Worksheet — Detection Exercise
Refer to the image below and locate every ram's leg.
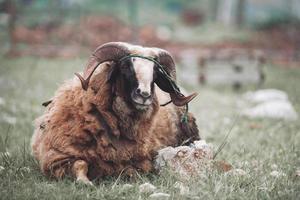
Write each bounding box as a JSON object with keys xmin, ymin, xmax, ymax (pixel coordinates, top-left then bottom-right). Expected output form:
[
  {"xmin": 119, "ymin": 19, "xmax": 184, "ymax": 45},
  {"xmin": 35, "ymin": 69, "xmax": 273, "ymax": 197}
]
[{"xmin": 72, "ymin": 160, "xmax": 93, "ymax": 185}]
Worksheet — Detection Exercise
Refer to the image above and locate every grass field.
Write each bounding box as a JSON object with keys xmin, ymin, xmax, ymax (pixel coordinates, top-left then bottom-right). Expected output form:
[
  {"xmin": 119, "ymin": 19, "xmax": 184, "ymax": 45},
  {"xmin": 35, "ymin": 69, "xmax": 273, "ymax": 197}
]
[{"xmin": 0, "ymin": 57, "xmax": 299, "ymax": 200}]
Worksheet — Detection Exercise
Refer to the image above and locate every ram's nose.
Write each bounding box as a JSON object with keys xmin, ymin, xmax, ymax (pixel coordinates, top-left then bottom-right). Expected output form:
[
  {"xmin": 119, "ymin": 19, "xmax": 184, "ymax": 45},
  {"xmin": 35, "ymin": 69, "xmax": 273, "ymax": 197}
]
[{"xmin": 135, "ymin": 88, "xmax": 151, "ymax": 99}]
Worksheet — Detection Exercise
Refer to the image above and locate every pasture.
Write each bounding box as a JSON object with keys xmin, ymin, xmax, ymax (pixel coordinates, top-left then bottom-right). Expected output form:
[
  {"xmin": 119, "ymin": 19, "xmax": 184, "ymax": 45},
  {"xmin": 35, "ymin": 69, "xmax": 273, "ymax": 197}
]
[{"xmin": 0, "ymin": 57, "xmax": 299, "ymax": 199}]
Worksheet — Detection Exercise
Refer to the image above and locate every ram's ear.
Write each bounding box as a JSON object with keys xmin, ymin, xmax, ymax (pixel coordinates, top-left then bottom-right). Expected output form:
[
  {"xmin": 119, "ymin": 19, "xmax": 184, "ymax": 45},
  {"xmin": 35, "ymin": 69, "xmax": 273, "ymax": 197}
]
[
  {"xmin": 106, "ymin": 62, "xmax": 119, "ymax": 83},
  {"xmin": 154, "ymin": 67, "xmax": 198, "ymax": 106},
  {"xmin": 154, "ymin": 67, "xmax": 175, "ymax": 93}
]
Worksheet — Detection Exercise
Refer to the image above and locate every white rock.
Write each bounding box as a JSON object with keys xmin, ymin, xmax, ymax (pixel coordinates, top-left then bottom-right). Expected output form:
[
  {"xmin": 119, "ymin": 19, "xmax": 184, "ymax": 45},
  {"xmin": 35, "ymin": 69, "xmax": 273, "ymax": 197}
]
[
  {"xmin": 149, "ymin": 192, "xmax": 170, "ymax": 200},
  {"xmin": 227, "ymin": 169, "xmax": 247, "ymax": 176},
  {"xmin": 122, "ymin": 184, "xmax": 134, "ymax": 190},
  {"xmin": 155, "ymin": 140, "xmax": 214, "ymax": 177},
  {"xmin": 193, "ymin": 140, "xmax": 213, "ymax": 159},
  {"xmin": 270, "ymin": 170, "xmax": 286, "ymax": 178},
  {"xmin": 155, "ymin": 147, "xmax": 176, "ymax": 168},
  {"xmin": 193, "ymin": 140, "xmax": 208, "ymax": 149},
  {"xmin": 242, "ymin": 89, "xmax": 298, "ymax": 120},
  {"xmin": 158, "ymin": 147, "xmax": 177, "ymax": 160},
  {"xmin": 139, "ymin": 183, "xmax": 157, "ymax": 193},
  {"xmin": 174, "ymin": 182, "xmax": 189, "ymax": 195},
  {"xmin": 243, "ymin": 89, "xmax": 288, "ymax": 103},
  {"xmin": 0, "ymin": 166, "xmax": 5, "ymax": 172},
  {"xmin": 242, "ymin": 100, "xmax": 298, "ymax": 120}
]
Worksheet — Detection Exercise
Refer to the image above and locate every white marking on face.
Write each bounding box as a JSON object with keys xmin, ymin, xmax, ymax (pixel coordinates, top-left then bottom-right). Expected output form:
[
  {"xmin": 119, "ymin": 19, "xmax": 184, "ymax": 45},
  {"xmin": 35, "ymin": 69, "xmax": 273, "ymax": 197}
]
[{"xmin": 132, "ymin": 57, "xmax": 154, "ymax": 95}]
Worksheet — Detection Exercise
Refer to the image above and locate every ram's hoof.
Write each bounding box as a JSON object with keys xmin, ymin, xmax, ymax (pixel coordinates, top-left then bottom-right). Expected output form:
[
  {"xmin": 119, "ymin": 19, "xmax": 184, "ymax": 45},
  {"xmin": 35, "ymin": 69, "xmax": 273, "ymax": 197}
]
[{"xmin": 76, "ymin": 177, "xmax": 94, "ymax": 186}]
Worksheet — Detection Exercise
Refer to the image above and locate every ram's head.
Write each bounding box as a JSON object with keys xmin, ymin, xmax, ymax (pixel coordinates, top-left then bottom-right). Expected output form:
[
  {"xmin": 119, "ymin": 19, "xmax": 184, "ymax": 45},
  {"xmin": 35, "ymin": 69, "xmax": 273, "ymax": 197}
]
[{"xmin": 75, "ymin": 42, "xmax": 197, "ymax": 111}]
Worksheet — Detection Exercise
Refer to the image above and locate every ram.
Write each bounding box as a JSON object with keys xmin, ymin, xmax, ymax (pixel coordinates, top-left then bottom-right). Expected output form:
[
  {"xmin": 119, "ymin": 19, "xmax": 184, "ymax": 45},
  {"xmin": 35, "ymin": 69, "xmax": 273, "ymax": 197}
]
[{"xmin": 31, "ymin": 42, "xmax": 200, "ymax": 184}]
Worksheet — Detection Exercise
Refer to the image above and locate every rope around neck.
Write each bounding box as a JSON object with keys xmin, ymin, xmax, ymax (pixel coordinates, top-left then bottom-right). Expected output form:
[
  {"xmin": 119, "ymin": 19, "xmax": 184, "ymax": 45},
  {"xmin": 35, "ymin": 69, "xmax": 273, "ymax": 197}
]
[{"xmin": 119, "ymin": 54, "xmax": 189, "ymax": 124}]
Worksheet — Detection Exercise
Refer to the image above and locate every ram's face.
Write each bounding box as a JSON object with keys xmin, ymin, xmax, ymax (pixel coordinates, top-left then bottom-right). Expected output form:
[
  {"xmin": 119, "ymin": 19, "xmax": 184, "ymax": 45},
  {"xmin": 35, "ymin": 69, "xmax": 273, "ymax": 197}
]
[{"xmin": 119, "ymin": 57, "xmax": 157, "ymax": 111}]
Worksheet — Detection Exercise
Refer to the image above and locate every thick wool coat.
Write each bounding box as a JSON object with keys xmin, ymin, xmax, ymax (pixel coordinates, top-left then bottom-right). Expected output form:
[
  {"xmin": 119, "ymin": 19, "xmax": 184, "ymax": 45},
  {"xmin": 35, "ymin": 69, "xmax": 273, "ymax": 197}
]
[{"xmin": 31, "ymin": 64, "xmax": 199, "ymax": 180}]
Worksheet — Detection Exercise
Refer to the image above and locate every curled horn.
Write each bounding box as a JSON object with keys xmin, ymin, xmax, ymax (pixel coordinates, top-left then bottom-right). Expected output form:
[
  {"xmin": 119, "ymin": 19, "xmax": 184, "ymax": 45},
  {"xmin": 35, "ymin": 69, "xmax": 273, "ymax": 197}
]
[
  {"xmin": 75, "ymin": 42, "xmax": 130, "ymax": 90},
  {"xmin": 156, "ymin": 51, "xmax": 198, "ymax": 106}
]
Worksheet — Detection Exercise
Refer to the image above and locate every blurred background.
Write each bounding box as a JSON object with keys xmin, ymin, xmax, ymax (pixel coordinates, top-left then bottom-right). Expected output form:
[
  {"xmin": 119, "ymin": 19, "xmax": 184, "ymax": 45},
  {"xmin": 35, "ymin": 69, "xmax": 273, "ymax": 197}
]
[
  {"xmin": 1, "ymin": 0, "xmax": 300, "ymax": 87},
  {"xmin": 1, "ymin": 0, "xmax": 299, "ymax": 63}
]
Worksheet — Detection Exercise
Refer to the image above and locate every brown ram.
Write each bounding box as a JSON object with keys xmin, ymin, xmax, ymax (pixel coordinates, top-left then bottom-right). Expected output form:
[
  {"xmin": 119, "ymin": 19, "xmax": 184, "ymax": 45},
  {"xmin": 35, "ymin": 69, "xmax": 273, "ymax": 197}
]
[{"xmin": 31, "ymin": 42, "xmax": 199, "ymax": 184}]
